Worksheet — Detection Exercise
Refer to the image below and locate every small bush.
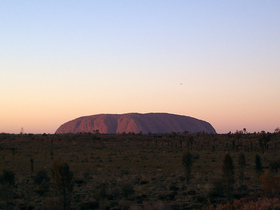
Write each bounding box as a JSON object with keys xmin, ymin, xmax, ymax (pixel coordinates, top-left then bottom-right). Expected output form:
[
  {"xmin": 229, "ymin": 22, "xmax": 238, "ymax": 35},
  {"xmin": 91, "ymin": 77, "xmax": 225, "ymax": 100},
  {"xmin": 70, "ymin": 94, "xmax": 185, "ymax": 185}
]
[
  {"xmin": 51, "ymin": 161, "xmax": 73, "ymax": 195},
  {"xmin": 140, "ymin": 180, "xmax": 149, "ymax": 185},
  {"xmin": 79, "ymin": 200, "xmax": 99, "ymax": 210},
  {"xmin": 169, "ymin": 184, "xmax": 179, "ymax": 191},
  {"xmin": 222, "ymin": 152, "xmax": 234, "ymax": 201},
  {"xmin": 255, "ymin": 154, "xmax": 263, "ymax": 176},
  {"xmin": 34, "ymin": 170, "xmax": 50, "ymax": 186},
  {"xmin": 0, "ymin": 169, "xmax": 15, "ymax": 207},
  {"xmin": 42, "ymin": 196, "xmax": 64, "ymax": 210},
  {"xmin": 269, "ymin": 159, "xmax": 280, "ymax": 172},
  {"xmin": 121, "ymin": 182, "xmax": 134, "ymax": 197},
  {"xmin": 0, "ymin": 169, "xmax": 15, "ymax": 186},
  {"xmin": 33, "ymin": 187, "xmax": 45, "ymax": 195},
  {"xmin": 208, "ymin": 178, "xmax": 224, "ymax": 199},
  {"xmin": 187, "ymin": 189, "xmax": 196, "ymax": 195},
  {"xmin": 260, "ymin": 171, "xmax": 280, "ymax": 197},
  {"xmin": 182, "ymin": 151, "xmax": 193, "ymax": 183},
  {"xmin": 51, "ymin": 161, "xmax": 73, "ymax": 210}
]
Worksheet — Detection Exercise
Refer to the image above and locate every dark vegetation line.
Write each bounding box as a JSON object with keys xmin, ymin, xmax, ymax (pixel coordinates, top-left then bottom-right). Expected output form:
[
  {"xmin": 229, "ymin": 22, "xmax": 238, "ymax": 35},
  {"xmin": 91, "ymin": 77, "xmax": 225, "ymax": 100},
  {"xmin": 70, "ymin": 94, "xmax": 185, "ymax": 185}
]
[{"xmin": 0, "ymin": 130, "xmax": 280, "ymax": 209}]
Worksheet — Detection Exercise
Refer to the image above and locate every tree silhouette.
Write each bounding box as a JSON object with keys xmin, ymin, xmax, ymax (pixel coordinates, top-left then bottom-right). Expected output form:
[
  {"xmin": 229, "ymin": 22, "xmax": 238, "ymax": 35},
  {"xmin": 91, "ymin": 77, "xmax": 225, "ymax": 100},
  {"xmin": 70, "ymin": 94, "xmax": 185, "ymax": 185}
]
[
  {"xmin": 238, "ymin": 152, "xmax": 246, "ymax": 183},
  {"xmin": 182, "ymin": 151, "xmax": 193, "ymax": 183},
  {"xmin": 187, "ymin": 134, "xmax": 194, "ymax": 150},
  {"xmin": 51, "ymin": 161, "xmax": 73, "ymax": 210},
  {"xmin": 255, "ymin": 154, "xmax": 263, "ymax": 178},
  {"xmin": 222, "ymin": 152, "xmax": 234, "ymax": 201}
]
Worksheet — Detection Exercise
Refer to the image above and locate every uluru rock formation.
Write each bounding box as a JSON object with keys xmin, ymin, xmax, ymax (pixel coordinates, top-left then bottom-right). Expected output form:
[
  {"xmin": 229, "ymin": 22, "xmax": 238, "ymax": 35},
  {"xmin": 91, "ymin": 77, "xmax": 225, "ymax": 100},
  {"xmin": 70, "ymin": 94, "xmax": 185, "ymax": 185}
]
[{"xmin": 55, "ymin": 113, "xmax": 216, "ymax": 134}]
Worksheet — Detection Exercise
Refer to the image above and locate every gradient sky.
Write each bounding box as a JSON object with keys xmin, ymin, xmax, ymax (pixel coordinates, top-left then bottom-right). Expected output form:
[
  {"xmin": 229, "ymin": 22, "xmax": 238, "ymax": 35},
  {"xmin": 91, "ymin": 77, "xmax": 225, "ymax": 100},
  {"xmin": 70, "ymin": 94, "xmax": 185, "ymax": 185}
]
[{"xmin": 1, "ymin": 1, "xmax": 280, "ymax": 134}]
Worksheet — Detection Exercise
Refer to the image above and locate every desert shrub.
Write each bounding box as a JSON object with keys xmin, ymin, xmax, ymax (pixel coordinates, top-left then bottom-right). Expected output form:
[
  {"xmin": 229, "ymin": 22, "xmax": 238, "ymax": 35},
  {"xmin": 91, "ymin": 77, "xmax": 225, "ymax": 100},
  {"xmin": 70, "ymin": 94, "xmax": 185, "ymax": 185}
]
[
  {"xmin": 208, "ymin": 178, "xmax": 224, "ymax": 200},
  {"xmin": 33, "ymin": 187, "xmax": 45, "ymax": 195},
  {"xmin": 130, "ymin": 201, "xmax": 172, "ymax": 210},
  {"xmin": 178, "ymin": 175, "xmax": 185, "ymax": 182},
  {"xmin": 255, "ymin": 154, "xmax": 263, "ymax": 177},
  {"xmin": 260, "ymin": 171, "xmax": 280, "ymax": 197},
  {"xmin": 235, "ymin": 184, "xmax": 249, "ymax": 199},
  {"xmin": 182, "ymin": 151, "xmax": 193, "ymax": 183},
  {"xmin": 187, "ymin": 189, "xmax": 196, "ymax": 195},
  {"xmin": 0, "ymin": 169, "xmax": 15, "ymax": 186},
  {"xmin": 107, "ymin": 185, "xmax": 121, "ymax": 200},
  {"xmin": 168, "ymin": 191, "xmax": 177, "ymax": 200},
  {"xmin": 98, "ymin": 182, "xmax": 107, "ymax": 209},
  {"xmin": 140, "ymin": 179, "xmax": 149, "ymax": 185},
  {"xmin": 99, "ymin": 183, "xmax": 107, "ymax": 199},
  {"xmin": 51, "ymin": 160, "xmax": 73, "ymax": 210},
  {"xmin": 83, "ymin": 171, "xmax": 91, "ymax": 180},
  {"xmin": 195, "ymin": 195, "xmax": 208, "ymax": 205},
  {"xmin": 42, "ymin": 196, "xmax": 64, "ymax": 210},
  {"xmin": 122, "ymin": 169, "xmax": 130, "ymax": 175},
  {"xmin": 222, "ymin": 152, "xmax": 234, "ymax": 201},
  {"xmin": 79, "ymin": 200, "xmax": 99, "ymax": 210},
  {"xmin": 269, "ymin": 159, "xmax": 280, "ymax": 172},
  {"xmin": 169, "ymin": 183, "xmax": 179, "ymax": 191},
  {"xmin": 34, "ymin": 170, "xmax": 50, "ymax": 187},
  {"xmin": 51, "ymin": 161, "xmax": 73, "ymax": 193},
  {"xmin": 73, "ymin": 178, "xmax": 85, "ymax": 187},
  {"xmin": 0, "ymin": 169, "xmax": 15, "ymax": 207},
  {"xmin": 30, "ymin": 158, "xmax": 34, "ymax": 173},
  {"xmin": 238, "ymin": 152, "xmax": 246, "ymax": 183},
  {"xmin": 121, "ymin": 182, "xmax": 134, "ymax": 197},
  {"xmin": 192, "ymin": 153, "xmax": 200, "ymax": 160},
  {"xmin": 158, "ymin": 194, "xmax": 168, "ymax": 201}
]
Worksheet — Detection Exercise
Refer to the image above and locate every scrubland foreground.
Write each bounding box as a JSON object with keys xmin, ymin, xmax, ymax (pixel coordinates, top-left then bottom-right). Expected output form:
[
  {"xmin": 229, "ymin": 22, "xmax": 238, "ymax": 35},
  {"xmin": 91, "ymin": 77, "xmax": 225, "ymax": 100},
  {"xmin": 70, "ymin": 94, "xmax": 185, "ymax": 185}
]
[{"xmin": 0, "ymin": 131, "xmax": 280, "ymax": 209}]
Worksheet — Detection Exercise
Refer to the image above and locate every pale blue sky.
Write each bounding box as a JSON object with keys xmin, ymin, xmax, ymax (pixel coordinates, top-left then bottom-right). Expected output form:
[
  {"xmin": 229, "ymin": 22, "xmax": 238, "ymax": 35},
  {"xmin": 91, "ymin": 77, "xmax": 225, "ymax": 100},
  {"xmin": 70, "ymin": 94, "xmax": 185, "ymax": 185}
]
[{"xmin": 1, "ymin": 1, "xmax": 280, "ymax": 133}]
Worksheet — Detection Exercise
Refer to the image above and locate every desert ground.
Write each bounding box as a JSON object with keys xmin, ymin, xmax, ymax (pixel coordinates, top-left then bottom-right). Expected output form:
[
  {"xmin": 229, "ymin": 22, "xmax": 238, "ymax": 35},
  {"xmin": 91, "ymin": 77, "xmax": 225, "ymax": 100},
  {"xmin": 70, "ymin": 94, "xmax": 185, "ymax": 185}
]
[{"xmin": 0, "ymin": 131, "xmax": 280, "ymax": 209}]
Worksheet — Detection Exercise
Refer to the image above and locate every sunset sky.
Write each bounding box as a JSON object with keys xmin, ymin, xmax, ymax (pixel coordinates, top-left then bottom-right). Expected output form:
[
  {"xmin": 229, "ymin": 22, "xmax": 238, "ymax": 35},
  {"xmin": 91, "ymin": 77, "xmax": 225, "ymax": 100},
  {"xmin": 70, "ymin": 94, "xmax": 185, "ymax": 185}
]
[{"xmin": 1, "ymin": 1, "xmax": 280, "ymax": 134}]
